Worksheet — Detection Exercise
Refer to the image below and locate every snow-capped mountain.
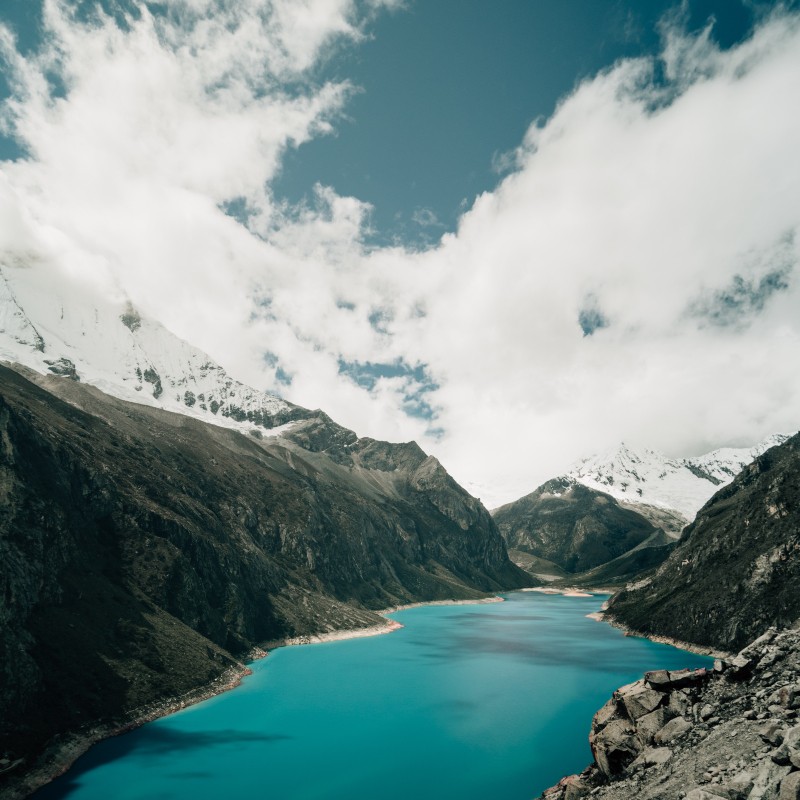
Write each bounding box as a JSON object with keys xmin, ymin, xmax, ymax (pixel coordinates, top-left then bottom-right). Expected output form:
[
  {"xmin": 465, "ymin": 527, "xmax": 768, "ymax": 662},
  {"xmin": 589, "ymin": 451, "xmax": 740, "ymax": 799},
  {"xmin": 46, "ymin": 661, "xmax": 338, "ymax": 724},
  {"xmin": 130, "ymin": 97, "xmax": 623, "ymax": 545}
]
[
  {"xmin": 0, "ymin": 260, "xmax": 308, "ymax": 433},
  {"xmin": 566, "ymin": 436, "xmax": 791, "ymax": 522}
]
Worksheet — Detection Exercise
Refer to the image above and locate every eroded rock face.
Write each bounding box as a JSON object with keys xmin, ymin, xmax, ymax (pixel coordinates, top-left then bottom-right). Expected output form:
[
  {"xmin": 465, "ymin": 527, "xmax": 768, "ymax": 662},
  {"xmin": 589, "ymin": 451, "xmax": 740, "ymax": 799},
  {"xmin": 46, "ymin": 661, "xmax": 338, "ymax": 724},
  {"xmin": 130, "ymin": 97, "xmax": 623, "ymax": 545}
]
[{"xmin": 539, "ymin": 627, "xmax": 800, "ymax": 800}]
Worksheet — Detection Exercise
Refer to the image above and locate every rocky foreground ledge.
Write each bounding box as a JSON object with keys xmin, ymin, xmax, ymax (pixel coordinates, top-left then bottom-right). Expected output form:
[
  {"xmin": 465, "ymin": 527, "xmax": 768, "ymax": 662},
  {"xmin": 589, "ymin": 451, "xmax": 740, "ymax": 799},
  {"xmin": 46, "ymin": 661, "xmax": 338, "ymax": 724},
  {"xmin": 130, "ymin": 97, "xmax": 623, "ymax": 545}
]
[{"xmin": 540, "ymin": 627, "xmax": 800, "ymax": 800}]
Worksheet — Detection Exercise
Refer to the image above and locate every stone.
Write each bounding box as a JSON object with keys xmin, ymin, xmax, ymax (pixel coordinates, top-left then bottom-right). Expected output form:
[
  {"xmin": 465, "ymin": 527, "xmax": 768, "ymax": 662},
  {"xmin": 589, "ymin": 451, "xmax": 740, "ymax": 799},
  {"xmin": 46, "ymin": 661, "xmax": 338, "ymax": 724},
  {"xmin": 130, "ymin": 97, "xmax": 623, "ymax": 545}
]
[
  {"xmin": 654, "ymin": 716, "xmax": 694, "ymax": 745},
  {"xmin": 669, "ymin": 689, "xmax": 692, "ymax": 717},
  {"xmin": 780, "ymin": 686, "xmax": 798, "ymax": 709},
  {"xmin": 780, "ymin": 772, "xmax": 800, "ymax": 800},
  {"xmin": 749, "ymin": 762, "xmax": 791, "ymax": 800},
  {"xmin": 592, "ymin": 698, "xmax": 619, "ymax": 731},
  {"xmin": 701, "ymin": 704, "xmax": 716, "ymax": 721},
  {"xmin": 590, "ymin": 718, "xmax": 641, "ymax": 779},
  {"xmin": 645, "ymin": 668, "xmax": 709, "ymax": 690},
  {"xmin": 636, "ymin": 707, "xmax": 677, "ymax": 745},
  {"xmin": 760, "ymin": 721, "xmax": 786, "ymax": 746},
  {"xmin": 616, "ymin": 681, "xmax": 665, "ymax": 720},
  {"xmin": 644, "ymin": 669, "xmax": 670, "ymax": 689},
  {"xmin": 727, "ymin": 770, "xmax": 755, "ymax": 800},
  {"xmin": 630, "ymin": 746, "xmax": 673, "ymax": 771},
  {"xmin": 684, "ymin": 790, "xmax": 731, "ymax": 800},
  {"xmin": 728, "ymin": 655, "xmax": 756, "ymax": 678},
  {"xmin": 784, "ymin": 725, "xmax": 800, "ymax": 768},
  {"xmin": 772, "ymin": 744, "xmax": 791, "ymax": 765},
  {"xmin": 562, "ymin": 775, "xmax": 591, "ymax": 800},
  {"xmin": 643, "ymin": 746, "xmax": 673, "ymax": 766}
]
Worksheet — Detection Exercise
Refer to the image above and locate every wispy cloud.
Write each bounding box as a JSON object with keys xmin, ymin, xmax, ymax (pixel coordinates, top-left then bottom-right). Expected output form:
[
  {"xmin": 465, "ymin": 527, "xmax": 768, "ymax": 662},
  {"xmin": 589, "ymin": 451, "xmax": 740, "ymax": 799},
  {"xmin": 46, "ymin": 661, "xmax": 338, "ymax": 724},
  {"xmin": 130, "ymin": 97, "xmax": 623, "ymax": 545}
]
[{"xmin": 1, "ymin": 3, "xmax": 799, "ymax": 506}]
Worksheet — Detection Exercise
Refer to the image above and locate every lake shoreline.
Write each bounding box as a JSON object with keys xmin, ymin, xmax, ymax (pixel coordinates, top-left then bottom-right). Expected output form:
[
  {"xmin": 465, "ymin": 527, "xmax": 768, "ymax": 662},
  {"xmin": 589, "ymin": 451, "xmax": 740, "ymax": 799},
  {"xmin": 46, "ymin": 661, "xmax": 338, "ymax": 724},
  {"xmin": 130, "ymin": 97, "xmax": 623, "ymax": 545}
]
[
  {"xmin": 7, "ymin": 595, "xmax": 504, "ymax": 800},
  {"xmin": 7, "ymin": 592, "xmax": 715, "ymax": 800},
  {"xmin": 600, "ymin": 611, "xmax": 732, "ymax": 660},
  {"xmin": 2, "ymin": 665, "xmax": 251, "ymax": 800},
  {"xmin": 253, "ymin": 595, "xmax": 505, "ymax": 655}
]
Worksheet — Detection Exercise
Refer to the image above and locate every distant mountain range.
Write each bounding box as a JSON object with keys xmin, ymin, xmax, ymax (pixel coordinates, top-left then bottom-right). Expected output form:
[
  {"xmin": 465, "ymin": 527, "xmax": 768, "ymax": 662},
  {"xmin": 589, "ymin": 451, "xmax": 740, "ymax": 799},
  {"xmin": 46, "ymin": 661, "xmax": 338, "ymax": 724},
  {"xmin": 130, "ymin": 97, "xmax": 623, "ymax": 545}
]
[
  {"xmin": 565, "ymin": 437, "xmax": 789, "ymax": 526},
  {"xmin": 492, "ymin": 435, "xmax": 790, "ymax": 587}
]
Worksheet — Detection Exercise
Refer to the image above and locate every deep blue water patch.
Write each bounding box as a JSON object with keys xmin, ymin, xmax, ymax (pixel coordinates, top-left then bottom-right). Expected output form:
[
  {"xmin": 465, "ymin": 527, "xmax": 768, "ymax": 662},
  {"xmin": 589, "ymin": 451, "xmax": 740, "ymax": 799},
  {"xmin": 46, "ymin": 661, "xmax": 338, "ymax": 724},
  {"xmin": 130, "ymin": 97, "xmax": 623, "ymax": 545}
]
[{"xmin": 34, "ymin": 592, "xmax": 710, "ymax": 800}]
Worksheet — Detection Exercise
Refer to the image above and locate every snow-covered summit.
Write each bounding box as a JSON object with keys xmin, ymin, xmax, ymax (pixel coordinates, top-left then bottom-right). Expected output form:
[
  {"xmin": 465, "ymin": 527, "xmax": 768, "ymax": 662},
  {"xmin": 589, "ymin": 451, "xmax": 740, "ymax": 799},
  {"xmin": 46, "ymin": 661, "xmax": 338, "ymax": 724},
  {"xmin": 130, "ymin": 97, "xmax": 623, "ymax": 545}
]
[
  {"xmin": 566, "ymin": 435, "xmax": 791, "ymax": 520},
  {"xmin": 0, "ymin": 259, "xmax": 306, "ymax": 434}
]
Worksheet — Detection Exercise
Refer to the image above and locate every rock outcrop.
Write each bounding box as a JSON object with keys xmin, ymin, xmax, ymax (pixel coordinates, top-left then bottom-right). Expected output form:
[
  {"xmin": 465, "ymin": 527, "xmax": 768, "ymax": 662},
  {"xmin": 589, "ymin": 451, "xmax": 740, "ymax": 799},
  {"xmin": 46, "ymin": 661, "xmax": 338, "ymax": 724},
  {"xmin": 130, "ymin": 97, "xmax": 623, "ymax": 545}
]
[
  {"xmin": 541, "ymin": 626, "xmax": 800, "ymax": 800},
  {"xmin": 0, "ymin": 363, "xmax": 530, "ymax": 798}
]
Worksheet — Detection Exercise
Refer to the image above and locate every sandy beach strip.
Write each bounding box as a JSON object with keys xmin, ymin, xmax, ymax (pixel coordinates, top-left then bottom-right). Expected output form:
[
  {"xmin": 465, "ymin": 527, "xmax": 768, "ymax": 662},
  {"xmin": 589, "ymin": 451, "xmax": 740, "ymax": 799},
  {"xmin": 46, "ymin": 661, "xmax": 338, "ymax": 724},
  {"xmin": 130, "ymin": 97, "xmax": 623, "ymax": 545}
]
[
  {"xmin": 522, "ymin": 586, "xmax": 594, "ymax": 597},
  {"xmin": 256, "ymin": 595, "xmax": 505, "ymax": 654}
]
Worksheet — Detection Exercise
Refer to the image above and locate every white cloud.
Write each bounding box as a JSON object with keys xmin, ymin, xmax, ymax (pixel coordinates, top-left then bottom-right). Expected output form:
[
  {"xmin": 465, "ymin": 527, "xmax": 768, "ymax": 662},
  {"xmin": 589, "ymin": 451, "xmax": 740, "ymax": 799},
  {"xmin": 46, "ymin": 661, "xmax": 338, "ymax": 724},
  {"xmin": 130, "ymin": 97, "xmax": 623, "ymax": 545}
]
[{"xmin": 1, "ymin": 3, "xmax": 800, "ymax": 509}]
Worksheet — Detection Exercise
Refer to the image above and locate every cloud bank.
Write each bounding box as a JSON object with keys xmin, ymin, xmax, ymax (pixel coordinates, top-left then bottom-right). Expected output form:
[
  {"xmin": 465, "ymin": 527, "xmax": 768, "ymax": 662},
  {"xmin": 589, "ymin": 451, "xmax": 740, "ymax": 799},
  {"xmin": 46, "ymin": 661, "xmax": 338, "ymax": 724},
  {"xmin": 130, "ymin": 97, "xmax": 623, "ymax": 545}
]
[{"xmin": 1, "ymin": 1, "xmax": 799, "ymax": 506}]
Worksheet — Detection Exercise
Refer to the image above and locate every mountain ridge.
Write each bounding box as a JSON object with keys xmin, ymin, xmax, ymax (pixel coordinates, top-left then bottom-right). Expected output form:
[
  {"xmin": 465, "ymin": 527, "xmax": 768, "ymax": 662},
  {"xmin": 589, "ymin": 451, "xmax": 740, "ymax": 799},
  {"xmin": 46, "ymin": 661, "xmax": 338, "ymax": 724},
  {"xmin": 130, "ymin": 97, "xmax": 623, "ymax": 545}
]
[
  {"xmin": 0, "ymin": 261, "xmax": 311, "ymax": 437},
  {"xmin": 0, "ymin": 362, "xmax": 530, "ymax": 798}
]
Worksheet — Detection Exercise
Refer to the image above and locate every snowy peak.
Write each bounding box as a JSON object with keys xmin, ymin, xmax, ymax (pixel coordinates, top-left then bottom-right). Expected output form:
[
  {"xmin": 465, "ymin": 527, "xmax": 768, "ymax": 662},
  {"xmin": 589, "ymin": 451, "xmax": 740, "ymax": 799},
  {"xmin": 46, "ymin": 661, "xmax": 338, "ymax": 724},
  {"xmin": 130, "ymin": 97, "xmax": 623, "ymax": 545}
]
[
  {"xmin": 566, "ymin": 435, "xmax": 792, "ymax": 520},
  {"xmin": 0, "ymin": 260, "xmax": 308, "ymax": 435}
]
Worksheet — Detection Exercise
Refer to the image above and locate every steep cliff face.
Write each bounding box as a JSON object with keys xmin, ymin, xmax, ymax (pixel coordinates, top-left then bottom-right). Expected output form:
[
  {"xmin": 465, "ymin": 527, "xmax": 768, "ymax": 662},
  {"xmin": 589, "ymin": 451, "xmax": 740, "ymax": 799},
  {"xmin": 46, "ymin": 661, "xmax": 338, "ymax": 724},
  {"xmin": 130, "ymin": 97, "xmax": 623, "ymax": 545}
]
[
  {"xmin": 493, "ymin": 479, "xmax": 663, "ymax": 575},
  {"xmin": 607, "ymin": 433, "xmax": 800, "ymax": 652},
  {"xmin": 0, "ymin": 364, "xmax": 530, "ymax": 789}
]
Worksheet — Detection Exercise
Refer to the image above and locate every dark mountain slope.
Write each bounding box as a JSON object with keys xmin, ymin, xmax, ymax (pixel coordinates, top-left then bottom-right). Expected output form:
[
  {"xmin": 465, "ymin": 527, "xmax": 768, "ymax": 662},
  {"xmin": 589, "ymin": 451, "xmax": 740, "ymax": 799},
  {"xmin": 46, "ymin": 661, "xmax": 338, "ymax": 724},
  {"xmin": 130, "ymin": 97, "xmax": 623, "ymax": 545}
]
[
  {"xmin": 493, "ymin": 479, "xmax": 664, "ymax": 575},
  {"xmin": 0, "ymin": 363, "xmax": 530, "ymax": 791},
  {"xmin": 607, "ymin": 433, "xmax": 800, "ymax": 652}
]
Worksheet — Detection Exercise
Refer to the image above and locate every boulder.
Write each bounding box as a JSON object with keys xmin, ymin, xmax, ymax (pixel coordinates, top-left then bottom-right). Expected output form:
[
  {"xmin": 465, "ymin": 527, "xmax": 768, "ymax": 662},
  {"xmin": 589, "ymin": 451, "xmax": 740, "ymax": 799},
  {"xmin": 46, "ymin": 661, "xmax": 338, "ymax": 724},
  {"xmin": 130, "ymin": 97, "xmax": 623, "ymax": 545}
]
[
  {"xmin": 590, "ymin": 718, "xmax": 641, "ymax": 779},
  {"xmin": 784, "ymin": 725, "xmax": 800, "ymax": 768},
  {"xmin": 727, "ymin": 654, "xmax": 756, "ymax": 678},
  {"xmin": 616, "ymin": 680, "xmax": 665, "ymax": 720},
  {"xmin": 779, "ymin": 686, "xmax": 799, "ymax": 710},
  {"xmin": 630, "ymin": 746, "xmax": 672, "ymax": 769},
  {"xmin": 592, "ymin": 697, "xmax": 619, "ymax": 731},
  {"xmin": 645, "ymin": 668, "xmax": 709, "ymax": 690},
  {"xmin": 780, "ymin": 772, "xmax": 800, "ymax": 800},
  {"xmin": 654, "ymin": 716, "xmax": 693, "ymax": 745},
  {"xmin": 562, "ymin": 775, "xmax": 591, "ymax": 800},
  {"xmin": 636, "ymin": 707, "xmax": 677, "ymax": 745},
  {"xmin": 700, "ymin": 703, "xmax": 716, "ymax": 721},
  {"xmin": 727, "ymin": 770, "xmax": 755, "ymax": 800},
  {"xmin": 669, "ymin": 689, "xmax": 692, "ymax": 717},
  {"xmin": 760, "ymin": 721, "xmax": 786, "ymax": 747},
  {"xmin": 750, "ymin": 761, "xmax": 792, "ymax": 800},
  {"xmin": 684, "ymin": 790, "xmax": 732, "ymax": 800}
]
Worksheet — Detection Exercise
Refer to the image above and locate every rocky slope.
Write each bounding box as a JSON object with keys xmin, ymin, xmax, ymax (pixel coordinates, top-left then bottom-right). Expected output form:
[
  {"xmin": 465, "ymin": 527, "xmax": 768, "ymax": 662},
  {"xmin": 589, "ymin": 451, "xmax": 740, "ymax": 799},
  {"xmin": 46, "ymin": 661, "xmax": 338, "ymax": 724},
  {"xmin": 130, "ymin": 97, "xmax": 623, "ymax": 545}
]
[
  {"xmin": 539, "ymin": 433, "xmax": 800, "ymax": 800},
  {"xmin": 607, "ymin": 433, "xmax": 800, "ymax": 653},
  {"xmin": 493, "ymin": 479, "xmax": 671, "ymax": 584},
  {"xmin": 540, "ymin": 626, "xmax": 800, "ymax": 800},
  {"xmin": 0, "ymin": 363, "xmax": 530, "ymax": 798}
]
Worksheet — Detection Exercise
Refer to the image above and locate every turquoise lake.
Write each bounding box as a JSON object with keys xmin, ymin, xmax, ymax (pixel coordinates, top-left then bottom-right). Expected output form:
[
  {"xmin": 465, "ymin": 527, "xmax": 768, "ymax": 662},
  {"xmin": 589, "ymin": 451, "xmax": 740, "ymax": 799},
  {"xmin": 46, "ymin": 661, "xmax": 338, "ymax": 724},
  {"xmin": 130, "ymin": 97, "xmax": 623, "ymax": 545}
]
[{"xmin": 35, "ymin": 592, "xmax": 710, "ymax": 800}]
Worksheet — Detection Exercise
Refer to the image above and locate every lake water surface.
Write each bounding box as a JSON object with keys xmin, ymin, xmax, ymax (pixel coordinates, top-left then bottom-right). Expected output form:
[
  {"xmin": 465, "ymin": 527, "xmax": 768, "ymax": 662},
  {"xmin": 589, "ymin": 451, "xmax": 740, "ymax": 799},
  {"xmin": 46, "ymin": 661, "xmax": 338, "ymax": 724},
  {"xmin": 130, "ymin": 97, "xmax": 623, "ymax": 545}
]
[{"xmin": 36, "ymin": 592, "xmax": 710, "ymax": 800}]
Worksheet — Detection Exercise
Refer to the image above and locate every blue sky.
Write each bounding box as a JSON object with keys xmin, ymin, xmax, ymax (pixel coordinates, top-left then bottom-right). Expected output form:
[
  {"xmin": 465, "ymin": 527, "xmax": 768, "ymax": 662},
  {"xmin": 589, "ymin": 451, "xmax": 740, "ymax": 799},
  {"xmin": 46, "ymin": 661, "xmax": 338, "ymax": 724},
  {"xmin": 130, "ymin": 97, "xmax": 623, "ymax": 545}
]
[
  {"xmin": 273, "ymin": 0, "xmax": 767, "ymax": 244},
  {"xmin": 0, "ymin": 0, "xmax": 781, "ymax": 243},
  {"xmin": 0, "ymin": 1, "xmax": 799, "ymax": 505}
]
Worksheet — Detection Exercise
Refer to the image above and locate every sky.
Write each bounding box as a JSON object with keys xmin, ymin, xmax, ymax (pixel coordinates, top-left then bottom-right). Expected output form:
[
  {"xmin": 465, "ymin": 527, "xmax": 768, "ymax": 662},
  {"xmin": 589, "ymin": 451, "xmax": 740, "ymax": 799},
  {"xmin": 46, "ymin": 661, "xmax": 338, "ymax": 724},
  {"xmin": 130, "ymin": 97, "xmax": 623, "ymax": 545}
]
[{"xmin": 0, "ymin": 0, "xmax": 799, "ymax": 507}]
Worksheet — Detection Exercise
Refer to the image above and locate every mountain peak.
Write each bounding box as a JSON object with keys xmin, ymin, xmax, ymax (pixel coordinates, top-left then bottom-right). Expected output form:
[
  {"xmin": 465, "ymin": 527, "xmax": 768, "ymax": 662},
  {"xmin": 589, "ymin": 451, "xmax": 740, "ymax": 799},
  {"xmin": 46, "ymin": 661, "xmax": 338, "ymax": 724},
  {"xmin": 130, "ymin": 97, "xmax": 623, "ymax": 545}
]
[
  {"xmin": 565, "ymin": 434, "xmax": 792, "ymax": 520},
  {"xmin": 0, "ymin": 260, "xmax": 309, "ymax": 437}
]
